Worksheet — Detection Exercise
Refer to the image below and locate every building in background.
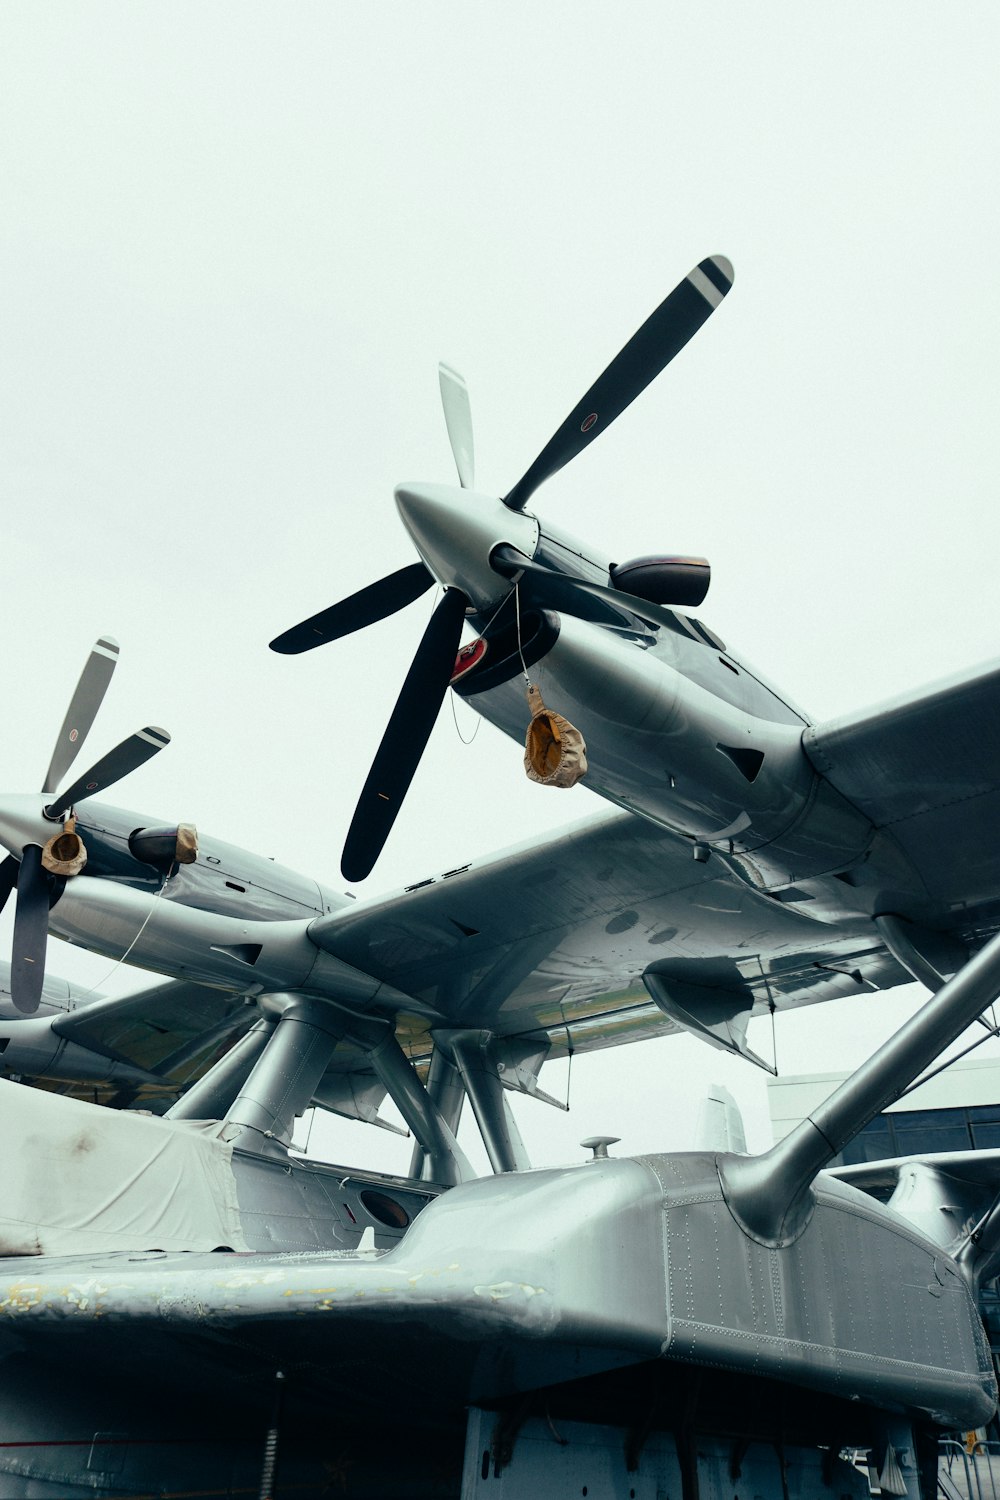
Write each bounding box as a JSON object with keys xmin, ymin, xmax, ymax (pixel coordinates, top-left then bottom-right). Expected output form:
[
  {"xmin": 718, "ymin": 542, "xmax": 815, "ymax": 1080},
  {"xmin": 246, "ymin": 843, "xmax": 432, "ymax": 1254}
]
[{"xmin": 768, "ymin": 1056, "xmax": 1000, "ymax": 1165}]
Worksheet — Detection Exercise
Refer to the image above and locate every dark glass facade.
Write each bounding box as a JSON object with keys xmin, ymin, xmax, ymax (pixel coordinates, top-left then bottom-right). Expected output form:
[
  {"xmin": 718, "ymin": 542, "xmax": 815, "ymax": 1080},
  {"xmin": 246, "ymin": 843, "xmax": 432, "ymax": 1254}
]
[{"xmin": 833, "ymin": 1103, "xmax": 1000, "ymax": 1166}]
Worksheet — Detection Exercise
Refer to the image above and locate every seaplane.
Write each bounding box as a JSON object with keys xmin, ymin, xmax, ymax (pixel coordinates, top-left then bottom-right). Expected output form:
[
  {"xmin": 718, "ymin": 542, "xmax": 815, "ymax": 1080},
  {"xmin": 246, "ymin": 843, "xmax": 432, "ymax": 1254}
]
[{"xmin": 1, "ymin": 255, "xmax": 999, "ymax": 1497}]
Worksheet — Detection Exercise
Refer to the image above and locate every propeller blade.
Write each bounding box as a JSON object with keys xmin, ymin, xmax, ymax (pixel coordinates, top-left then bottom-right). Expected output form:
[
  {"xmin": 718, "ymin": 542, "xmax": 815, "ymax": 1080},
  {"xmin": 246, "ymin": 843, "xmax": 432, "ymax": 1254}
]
[
  {"xmin": 11, "ymin": 845, "xmax": 48, "ymax": 1014},
  {"xmin": 44, "ymin": 726, "xmax": 171, "ymax": 820},
  {"xmin": 438, "ymin": 363, "xmax": 475, "ymax": 488},
  {"xmin": 269, "ymin": 563, "xmax": 435, "ymax": 655},
  {"xmin": 42, "ymin": 635, "xmax": 120, "ymax": 795},
  {"xmin": 491, "ymin": 544, "xmax": 700, "ymax": 638},
  {"xmin": 0, "ymin": 854, "xmax": 17, "ymax": 917},
  {"xmin": 503, "ymin": 256, "xmax": 734, "ymax": 513},
  {"xmin": 342, "ymin": 588, "xmax": 467, "ymax": 883}
]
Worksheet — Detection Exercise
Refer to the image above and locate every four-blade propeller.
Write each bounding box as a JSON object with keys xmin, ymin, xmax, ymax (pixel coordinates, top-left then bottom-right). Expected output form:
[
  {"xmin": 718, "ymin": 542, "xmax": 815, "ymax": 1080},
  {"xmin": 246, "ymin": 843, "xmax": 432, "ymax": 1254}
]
[
  {"xmin": 0, "ymin": 637, "xmax": 170, "ymax": 1013},
  {"xmin": 271, "ymin": 255, "xmax": 734, "ymax": 881}
]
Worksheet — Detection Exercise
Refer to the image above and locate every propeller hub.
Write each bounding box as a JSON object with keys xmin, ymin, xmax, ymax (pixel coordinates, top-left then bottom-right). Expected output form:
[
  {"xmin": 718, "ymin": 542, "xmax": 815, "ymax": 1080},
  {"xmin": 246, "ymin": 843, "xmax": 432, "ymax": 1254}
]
[
  {"xmin": 394, "ymin": 483, "xmax": 539, "ymax": 610},
  {"xmin": 0, "ymin": 795, "xmax": 56, "ymax": 859}
]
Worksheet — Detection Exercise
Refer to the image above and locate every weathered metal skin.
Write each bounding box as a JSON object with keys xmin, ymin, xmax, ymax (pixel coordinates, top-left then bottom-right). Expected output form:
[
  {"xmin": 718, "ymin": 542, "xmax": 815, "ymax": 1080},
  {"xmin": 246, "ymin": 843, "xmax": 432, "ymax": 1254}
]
[{"xmin": 0, "ymin": 1152, "xmax": 992, "ymax": 1432}]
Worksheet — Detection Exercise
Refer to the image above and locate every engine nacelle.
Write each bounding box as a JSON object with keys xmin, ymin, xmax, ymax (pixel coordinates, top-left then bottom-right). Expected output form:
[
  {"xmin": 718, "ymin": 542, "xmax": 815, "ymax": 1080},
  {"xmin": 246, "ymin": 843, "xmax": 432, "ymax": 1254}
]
[{"xmin": 610, "ymin": 554, "xmax": 710, "ymax": 607}]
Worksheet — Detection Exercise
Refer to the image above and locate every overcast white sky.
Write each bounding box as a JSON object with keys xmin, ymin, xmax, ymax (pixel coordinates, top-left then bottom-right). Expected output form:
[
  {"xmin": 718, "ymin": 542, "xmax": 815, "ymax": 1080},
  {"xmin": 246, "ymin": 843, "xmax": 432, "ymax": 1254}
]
[{"xmin": 2, "ymin": 5, "xmax": 999, "ymax": 1175}]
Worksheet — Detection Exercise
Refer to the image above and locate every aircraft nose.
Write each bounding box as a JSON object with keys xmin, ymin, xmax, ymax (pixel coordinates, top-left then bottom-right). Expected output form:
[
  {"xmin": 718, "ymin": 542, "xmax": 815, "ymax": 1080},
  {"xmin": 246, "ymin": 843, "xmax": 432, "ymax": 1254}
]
[
  {"xmin": 0, "ymin": 795, "xmax": 54, "ymax": 856},
  {"xmin": 394, "ymin": 482, "xmax": 539, "ymax": 608}
]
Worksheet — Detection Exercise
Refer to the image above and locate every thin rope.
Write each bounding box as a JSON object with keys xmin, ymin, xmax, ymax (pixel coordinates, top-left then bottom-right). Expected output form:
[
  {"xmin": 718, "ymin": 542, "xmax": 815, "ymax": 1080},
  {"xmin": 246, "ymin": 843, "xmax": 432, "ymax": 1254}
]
[
  {"xmin": 448, "ymin": 585, "xmax": 517, "ymax": 747},
  {"xmin": 896, "ymin": 1018, "xmax": 1000, "ymax": 1100},
  {"xmin": 482, "ymin": 585, "xmax": 516, "ymax": 635},
  {"xmin": 449, "ymin": 691, "xmax": 481, "ymax": 745},
  {"xmin": 80, "ymin": 867, "xmax": 175, "ymax": 997},
  {"xmin": 558, "ymin": 999, "xmax": 574, "ymax": 1111},
  {"xmin": 514, "ymin": 582, "xmax": 531, "ymax": 686},
  {"xmin": 756, "ymin": 957, "xmax": 779, "ymax": 1076}
]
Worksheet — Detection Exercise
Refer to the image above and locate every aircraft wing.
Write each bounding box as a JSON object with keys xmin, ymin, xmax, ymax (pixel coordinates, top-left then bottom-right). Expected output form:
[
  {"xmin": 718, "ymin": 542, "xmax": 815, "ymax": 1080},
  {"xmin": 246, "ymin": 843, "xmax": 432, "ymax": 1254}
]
[
  {"xmin": 309, "ymin": 809, "xmax": 909, "ymax": 1067},
  {"xmin": 18, "ymin": 651, "xmax": 1000, "ymax": 1097},
  {"xmin": 3, "ymin": 976, "xmax": 256, "ymax": 1108},
  {"xmin": 804, "ymin": 658, "xmax": 1000, "ymax": 919}
]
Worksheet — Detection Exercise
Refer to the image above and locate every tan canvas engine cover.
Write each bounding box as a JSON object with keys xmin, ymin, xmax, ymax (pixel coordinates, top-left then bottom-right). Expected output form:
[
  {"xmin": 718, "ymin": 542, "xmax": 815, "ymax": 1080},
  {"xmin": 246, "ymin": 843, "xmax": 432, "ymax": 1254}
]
[
  {"xmin": 41, "ymin": 818, "xmax": 87, "ymax": 878},
  {"xmin": 524, "ymin": 685, "xmax": 588, "ymax": 788}
]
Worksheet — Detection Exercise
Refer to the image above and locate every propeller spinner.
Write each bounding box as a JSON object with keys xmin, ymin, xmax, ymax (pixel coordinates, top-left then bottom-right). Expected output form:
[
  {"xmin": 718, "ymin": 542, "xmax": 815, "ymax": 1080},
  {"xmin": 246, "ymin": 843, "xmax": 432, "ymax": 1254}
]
[
  {"xmin": 272, "ymin": 255, "xmax": 734, "ymax": 881},
  {"xmin": 0, "ymin": 638, "xmax": 170, "ymax": 1013}
]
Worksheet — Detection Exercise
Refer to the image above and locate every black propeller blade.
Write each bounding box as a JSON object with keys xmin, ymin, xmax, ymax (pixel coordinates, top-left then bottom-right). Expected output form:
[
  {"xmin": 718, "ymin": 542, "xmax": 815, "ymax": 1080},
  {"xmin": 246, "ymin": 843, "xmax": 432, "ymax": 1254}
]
[
  {"xmin": 44, "ymin": 727, "xmax": 171, "ymax": 821},
  {"xmin": 502, "ymin": 256, "xmax": 733, "ymax": 513},
  {"xmin": 11, "ymin": 845, "xmax": 49, "ymax": 1014},
  {"xmin": 270, "ymin": 562, "xmax": 435, "ymax": 656},
  {"xmin": 341, "ymin": 588, "xmax": 467, "ymax": 883},
  {"xmin": 491, "ymin": 544, "xmax": 702, "ymax": 638},
  {"xmin": 0, "ymin": 855, "xmax": 17, "ymax": 918},
  {"xmin": 42, "ymin": 636, "xmax": 120, "ymax": 795}
]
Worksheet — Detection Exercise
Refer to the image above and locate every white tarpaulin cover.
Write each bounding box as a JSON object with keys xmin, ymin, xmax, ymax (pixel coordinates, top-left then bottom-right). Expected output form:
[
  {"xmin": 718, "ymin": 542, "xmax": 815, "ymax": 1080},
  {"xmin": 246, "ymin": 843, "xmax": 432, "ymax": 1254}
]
[{"xmin": 0, "ymin": 1080, "xmax": 247, "ymax": 1255}]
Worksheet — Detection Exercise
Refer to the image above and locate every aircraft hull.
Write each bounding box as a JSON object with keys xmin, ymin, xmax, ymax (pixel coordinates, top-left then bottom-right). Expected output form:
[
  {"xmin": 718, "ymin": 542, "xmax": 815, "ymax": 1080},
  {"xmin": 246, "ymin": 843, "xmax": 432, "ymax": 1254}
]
[{"xmin": 0, "ymin": 1149, "xmax": 991, "ymax": 1497}]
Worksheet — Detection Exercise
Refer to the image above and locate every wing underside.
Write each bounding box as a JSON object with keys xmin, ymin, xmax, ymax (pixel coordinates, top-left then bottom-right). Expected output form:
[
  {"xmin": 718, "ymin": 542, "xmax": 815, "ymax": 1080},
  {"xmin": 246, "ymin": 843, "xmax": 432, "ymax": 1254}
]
[
  {"xmin": 310, "ymin": 810, "xmax": 913, "ymax": 1069},
  {"xmin": 3, "ymin": 973, "xmax": 256, "ymax": 1108},
  {"xmin": 805, "ymin": 659, "xmax": 1000, "ymax": 915}
]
